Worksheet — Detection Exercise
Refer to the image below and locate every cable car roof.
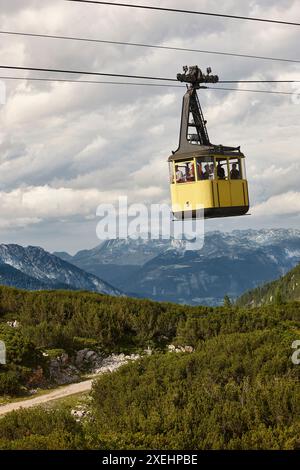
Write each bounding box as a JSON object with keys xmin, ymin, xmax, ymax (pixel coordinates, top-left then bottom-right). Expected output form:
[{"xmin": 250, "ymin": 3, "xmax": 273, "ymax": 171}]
[{"xmin": 168, "ymin": 144, "xmax": 245, "ymax": 162}]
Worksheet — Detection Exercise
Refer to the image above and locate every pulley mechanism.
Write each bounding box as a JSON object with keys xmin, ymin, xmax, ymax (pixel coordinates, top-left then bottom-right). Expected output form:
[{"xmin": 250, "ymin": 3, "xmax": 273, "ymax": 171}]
[{"xmin": 177, "ymin": 65, "xmax": 219, "ymax": 89}]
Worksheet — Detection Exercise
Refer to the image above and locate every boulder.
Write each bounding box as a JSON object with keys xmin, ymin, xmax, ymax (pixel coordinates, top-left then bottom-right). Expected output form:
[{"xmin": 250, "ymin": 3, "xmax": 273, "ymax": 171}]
[
  {"xmin": 167, "ymin": 344, "xmax": 194, "ymax": 353},
  {"xmin": 49, "ymin": 359, "xmax": 80, "ymax": 385},
  {"xmin": 75, "ymin": 349, "xmax": 101, "ymax": 368}
]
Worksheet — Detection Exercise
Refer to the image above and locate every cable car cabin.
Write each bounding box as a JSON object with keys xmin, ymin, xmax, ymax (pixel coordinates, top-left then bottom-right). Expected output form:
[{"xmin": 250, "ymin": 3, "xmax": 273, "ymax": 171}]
[
  {"xmin": 169, "ymin": 148, "xmax": 249, "ymax": 219},
  {"xmin": 169, "ymin": 66, "xmax": 249, "ymax": 219}
]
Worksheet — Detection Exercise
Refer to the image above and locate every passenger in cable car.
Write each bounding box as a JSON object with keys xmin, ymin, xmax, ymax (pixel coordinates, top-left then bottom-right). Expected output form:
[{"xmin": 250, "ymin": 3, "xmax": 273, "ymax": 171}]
[
  {"xmin": 187, "ymin": 162, "xmax": 195, "ymax": 181},
  {"xmin": 203, "ymin": 164, "xmax": 210, "ymax": 180},
  {"xmin": 230, "ymin": 163, "xmax": 240, "ymax": 179},
  {"xmin": 217, "ymin": 162, "xmax": 225, "ymax": 179},
  {"xmin": 209, "ymin": 163, "xmax": 215, "ymax": 179},
  {"xmin": 175, "ymin": 165, "xmax": 184, "ymax": 183},
  {"xmin": 197, "ymin": 161, "xmax": 204, "ymax": 180}
]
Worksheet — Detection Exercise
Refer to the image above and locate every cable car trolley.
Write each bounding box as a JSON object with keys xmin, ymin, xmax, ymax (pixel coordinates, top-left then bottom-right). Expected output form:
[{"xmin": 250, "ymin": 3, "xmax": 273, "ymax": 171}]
[{"xmin": 169, "ymin": 66, "xmax": 249, "ymax": 219}]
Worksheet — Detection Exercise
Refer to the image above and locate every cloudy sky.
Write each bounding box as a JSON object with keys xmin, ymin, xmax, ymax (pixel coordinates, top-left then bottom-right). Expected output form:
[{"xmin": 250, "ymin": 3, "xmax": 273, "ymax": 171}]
[{"xmin": 0, "ymin": 0, "xmax": 299, "ymax": 253}]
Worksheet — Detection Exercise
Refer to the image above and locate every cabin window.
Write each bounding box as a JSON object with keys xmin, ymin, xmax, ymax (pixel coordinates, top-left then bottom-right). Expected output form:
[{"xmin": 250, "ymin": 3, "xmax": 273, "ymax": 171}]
[
  {"xmin": 229, "ymin": 158, "xmax": 242, "ymax": 180},
  {"xmin": 174, "ymin": 160, "xmax": 195, "ymax": 183},
  {"xmin": 241, "ymin": 158, "xmax": 246, "ymax": 179},
  {"xmin": 215, "ymin": 158, "xmax": 228, "ymax": 180},
  {"xmin": 169, "ymin": 162, "xmax": 175, "ymax": 184},
  {"xmin": 196, "ymin": 157, "xmax": 215, "ymax": 180}
]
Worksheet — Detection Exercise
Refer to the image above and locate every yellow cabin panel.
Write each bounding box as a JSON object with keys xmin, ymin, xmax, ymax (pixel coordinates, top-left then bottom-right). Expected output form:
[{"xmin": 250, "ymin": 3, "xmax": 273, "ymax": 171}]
[
  {"xmin": 216, "ymin": 181, "xmax": 231, "ymax": 207},
  {"xmin": 212, "ymin": 181, "xmax": 219, "ymax": 208},
  {"xmin": 230, "ymin": 180, "xmax": 247, "ymax": 206},
  {"xmin": 243, "ymin": 181, "xmax": 249, "ymax": 206},
  {"xmin": 170, "ymin": 181, "xmax": 214, "ymax": 212}
]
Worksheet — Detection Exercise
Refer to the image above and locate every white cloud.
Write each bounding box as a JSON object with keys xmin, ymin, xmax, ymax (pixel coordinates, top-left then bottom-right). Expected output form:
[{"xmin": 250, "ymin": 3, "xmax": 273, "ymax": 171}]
[
  {"xmin": 0, "ymin": 183, "xmax": 166, "ymax": 229},
  {"xmin": 252, "ymin": 191, "xmax": 300, "ymax": 217},
  {"xmin": 0, "ymin": 217, "xmax": 41, "ymax": 229},
  {"xmin": 0, "ymin": 186, "xmax": 111, "ymax": 225}
]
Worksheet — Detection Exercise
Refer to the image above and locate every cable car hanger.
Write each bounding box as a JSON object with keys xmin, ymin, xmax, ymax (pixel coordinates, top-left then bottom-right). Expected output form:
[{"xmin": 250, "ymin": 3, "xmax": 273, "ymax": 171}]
[{"xmin": 169, "ymin": 66, "xmax": 250, "ymax": 220}]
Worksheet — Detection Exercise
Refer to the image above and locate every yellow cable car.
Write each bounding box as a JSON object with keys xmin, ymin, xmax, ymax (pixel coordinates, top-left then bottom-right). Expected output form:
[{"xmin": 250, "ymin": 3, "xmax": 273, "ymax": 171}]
[{"xmin": 169, "ymin": 66, "xmax": 249, "ymax": 219}]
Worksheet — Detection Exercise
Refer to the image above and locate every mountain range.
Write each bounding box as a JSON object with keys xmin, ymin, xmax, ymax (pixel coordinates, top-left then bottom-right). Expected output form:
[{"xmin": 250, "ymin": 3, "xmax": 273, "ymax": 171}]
[
  {"xmin": 55, "ymin": 228, "xmax": 300, "ymax": 305},
  {"xmin": 0, "ymin": 244, "xmax": 120, "ymax": 296},
  {"xmin": 0, "ymin": 228, "xmax": 299, "ymax": 305}
]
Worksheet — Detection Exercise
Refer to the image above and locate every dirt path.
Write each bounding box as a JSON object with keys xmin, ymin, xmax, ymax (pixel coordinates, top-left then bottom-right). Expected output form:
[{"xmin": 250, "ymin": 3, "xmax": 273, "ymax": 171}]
[
  {"xmin": 0, "ymin": 354, "xmax": 141, "ymax": 417},
  {"xmin": 0, "ymin": 378, "xmax": 93, "ymax": 416}
]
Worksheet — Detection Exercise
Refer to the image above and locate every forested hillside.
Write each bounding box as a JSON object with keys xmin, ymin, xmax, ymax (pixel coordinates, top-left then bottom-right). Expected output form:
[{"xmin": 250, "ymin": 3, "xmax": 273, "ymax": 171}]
[
  {"xmin": 237, "ymin": 263, "xmax": 300, "ymax": 307},
  {"xmin": 0, "ymin": 286, "xmax": 299, "ymax": 449}
]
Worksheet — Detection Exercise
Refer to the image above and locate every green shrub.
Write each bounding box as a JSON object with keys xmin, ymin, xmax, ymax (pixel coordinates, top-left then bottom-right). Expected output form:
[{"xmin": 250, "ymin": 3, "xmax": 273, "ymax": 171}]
[{"xmin": 0, "ymin": 370, "xmax": 21, "ymax": 395}]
